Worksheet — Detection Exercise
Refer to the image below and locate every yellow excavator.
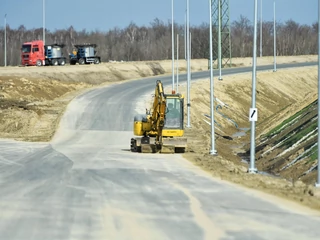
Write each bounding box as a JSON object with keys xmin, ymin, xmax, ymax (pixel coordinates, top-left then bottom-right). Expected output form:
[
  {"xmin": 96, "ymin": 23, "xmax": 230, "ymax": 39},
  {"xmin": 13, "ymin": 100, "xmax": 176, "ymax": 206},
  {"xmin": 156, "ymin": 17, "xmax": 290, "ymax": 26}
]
[{"xmin": 130, "ymin": 80, "xmax": 187, "ymax": 153}]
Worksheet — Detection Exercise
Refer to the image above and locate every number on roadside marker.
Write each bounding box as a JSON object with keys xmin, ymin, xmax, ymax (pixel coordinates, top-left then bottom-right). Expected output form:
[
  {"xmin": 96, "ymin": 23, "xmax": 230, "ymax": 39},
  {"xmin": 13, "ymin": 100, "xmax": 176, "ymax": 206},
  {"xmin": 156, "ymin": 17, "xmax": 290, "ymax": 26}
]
[{"xmin": 249, "ymin": 108, "xmax": 258, "ymax": 122}]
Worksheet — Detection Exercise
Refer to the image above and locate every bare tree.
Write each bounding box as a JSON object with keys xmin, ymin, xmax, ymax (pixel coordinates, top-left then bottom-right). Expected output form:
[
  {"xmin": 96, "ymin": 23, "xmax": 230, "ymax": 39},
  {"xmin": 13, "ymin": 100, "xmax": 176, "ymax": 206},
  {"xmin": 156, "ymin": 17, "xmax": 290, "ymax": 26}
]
[{"xmin": 0, "ymin": 18, "xmax": 317, "ymax": 66}]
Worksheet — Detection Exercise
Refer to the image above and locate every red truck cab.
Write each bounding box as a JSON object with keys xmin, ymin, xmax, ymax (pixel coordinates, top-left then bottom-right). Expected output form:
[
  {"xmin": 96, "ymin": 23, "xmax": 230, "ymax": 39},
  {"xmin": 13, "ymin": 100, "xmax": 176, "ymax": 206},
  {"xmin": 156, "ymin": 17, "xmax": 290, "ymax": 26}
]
[{"xmin": 21, "ymin": 40, "xmax": 45, "ymax": 66}]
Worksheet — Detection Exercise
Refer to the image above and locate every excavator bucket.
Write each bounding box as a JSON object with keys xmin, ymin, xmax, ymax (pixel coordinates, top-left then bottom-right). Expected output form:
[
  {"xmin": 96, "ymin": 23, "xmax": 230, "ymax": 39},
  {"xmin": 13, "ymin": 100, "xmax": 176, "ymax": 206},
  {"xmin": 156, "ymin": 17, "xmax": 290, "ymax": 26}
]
[
  {"xmin": 141, "ymin": 144, "xmax": 155, "ymax": 153},
  {"xmin": 162, "ymin": 137, "xmax": 187, "ymax": 153},
  {"xmin": 160, "ymin": 145, "xmax": 175, "ymax": 154}
]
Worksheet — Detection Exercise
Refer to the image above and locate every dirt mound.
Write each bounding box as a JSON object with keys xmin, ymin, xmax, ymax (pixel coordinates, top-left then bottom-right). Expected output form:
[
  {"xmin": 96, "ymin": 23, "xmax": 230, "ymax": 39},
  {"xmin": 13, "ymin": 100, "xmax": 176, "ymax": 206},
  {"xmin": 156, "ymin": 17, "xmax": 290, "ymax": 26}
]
[{"xmin": 0, "ymin": 76, "xmax": 91, "ymax": 141}]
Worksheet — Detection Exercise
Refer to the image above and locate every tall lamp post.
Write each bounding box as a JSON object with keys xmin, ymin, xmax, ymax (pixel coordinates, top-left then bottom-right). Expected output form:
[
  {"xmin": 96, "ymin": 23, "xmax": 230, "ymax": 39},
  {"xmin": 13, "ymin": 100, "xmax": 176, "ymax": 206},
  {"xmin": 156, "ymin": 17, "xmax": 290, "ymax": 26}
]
[
  {"xmin": 184, "ymin": 10, "xmax": 187, "ymax": 60},
  {"xmin": 171, "ymin": 0, "xmax": 175, "ymax": 92},
  {"xmin": 273, "ymin": 1, "xmax": 277, "ymax": 72},
  {"xmin": 4, "ymin": 14, "xmax": 7, "ymax": 67},
  {"xmin": 176, "ymin": 34, "xmax": 179, "ymax": 92},
  {"xmin": 218, "ymin": 0, "xmax": 222, "ymax": 80},
  {"xmin": 209, "ymin": 0, "xmax": 217, "ymax": 155},
  {"xmin": 260, "ymin": 0, "xmax": 262, "ymax": 57},
  {"xmin": 186, "ymin": 0, "xmax": 191, "ymax": 128},
  {"xmin": 249, "ymin": 0, "xmax": 258, "ymax": 174},
  {"xmin": 43, "ymin": 0, "xmax": 45, "ymax": 44},
  {"xmin": 316, "ymin": 0, "xmax": 320, "ymax": 188}
]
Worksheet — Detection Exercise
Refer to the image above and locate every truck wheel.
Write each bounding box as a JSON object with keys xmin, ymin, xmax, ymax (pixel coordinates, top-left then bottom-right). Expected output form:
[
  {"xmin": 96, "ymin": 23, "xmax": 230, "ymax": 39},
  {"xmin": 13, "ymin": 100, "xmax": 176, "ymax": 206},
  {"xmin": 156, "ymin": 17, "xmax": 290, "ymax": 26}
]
[
  {"xmin": 52, "ymin": 59, "xmax": 58, "ymax": 66},
  {"xmin": 94, "ymin": 58, "xmax": 100, "ymax": 64},
  {"xmin": 79, "ymin": 58, "xmax": 85, "ymax": 65},
  {"xmin": 59, "ymin": 59, "xmax": 66, "ymax": 66},
  {"xmin": 36, "ymin": 60, "xmax": 42, "ymax": 67}
]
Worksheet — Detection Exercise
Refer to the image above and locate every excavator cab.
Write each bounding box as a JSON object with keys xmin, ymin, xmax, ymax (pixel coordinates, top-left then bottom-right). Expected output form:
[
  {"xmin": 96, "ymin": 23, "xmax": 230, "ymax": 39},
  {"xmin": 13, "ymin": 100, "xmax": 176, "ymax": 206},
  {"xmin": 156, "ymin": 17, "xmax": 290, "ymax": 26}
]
[{"xmin": 163, "ymin": 94, "xmax": 184, "ymax": 137}]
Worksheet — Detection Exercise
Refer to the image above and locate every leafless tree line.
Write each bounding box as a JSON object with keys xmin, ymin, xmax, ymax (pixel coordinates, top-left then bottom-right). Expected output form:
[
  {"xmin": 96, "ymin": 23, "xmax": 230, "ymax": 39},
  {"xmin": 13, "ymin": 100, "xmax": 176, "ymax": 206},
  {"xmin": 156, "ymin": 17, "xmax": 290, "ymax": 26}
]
[{"xmin": 0, "ymin": 16, "xmax": 318, "ymax": 66}]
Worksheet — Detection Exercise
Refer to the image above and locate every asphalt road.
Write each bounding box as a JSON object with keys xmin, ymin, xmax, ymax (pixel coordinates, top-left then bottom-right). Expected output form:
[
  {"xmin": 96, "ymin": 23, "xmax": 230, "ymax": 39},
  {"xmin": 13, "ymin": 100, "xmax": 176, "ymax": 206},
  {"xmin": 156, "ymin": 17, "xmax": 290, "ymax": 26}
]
[{"xmin": 0, "ymin": 62, "xmax": 320, "ymax": 240}]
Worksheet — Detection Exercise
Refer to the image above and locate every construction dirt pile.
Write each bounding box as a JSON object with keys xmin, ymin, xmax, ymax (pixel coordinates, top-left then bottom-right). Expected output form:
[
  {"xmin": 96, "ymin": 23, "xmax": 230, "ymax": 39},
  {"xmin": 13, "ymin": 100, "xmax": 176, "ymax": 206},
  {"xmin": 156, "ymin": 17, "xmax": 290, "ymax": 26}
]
[
  {"xmin": 172, "ymin": 66, "xmax": 320, "ymax": 211},
  {"xmin": 0, "ymin": 76, "xmax": 91, "ymax": 141}
]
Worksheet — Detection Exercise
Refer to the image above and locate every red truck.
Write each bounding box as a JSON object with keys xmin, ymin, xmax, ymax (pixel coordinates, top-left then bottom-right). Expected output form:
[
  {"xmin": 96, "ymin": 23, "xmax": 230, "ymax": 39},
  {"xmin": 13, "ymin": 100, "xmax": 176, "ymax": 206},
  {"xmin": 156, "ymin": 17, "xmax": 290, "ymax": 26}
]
[{"xmin": 21, "ymin": 40, "xmax": 66, "ymax": 66}]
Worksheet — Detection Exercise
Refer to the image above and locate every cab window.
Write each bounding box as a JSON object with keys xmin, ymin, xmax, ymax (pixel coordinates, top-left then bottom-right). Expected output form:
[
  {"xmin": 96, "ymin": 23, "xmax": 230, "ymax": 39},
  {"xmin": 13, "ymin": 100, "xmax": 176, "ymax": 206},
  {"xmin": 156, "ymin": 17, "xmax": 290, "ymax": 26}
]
[{"xmin": 165, "ymin": 98, "xmax": 182, "ymax": 129}]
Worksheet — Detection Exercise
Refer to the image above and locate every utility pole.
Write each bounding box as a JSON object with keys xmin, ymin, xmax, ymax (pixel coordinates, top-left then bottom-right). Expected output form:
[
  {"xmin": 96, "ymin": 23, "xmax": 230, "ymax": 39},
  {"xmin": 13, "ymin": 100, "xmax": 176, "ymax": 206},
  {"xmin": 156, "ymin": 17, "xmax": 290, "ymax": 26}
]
[
  {"xmin": 186, "ymin": 0, "xmax": 191, "ymax": 128},
  {"xmin": 273, "ymin": 1, "xmax": 277, "ymax": 72},
  {"xmin": 43, "ymin": 0, "xmax": 45, "ymax": 45},
  {"xmin": 4, "ymin": 14, "xmax": 7, "ymax": 67},
  {"xmin": 249, "ymin": 0, "xmax": 258, "ymax": 174},
  {"xmin": 209, "ymin": 0, "xmax": 217, "ymax": 155},
  {"xmin": 176, "ymin": 34, "xmax": 179, "ymax": 92},
  {"xmin": 260, "ymin": 0, "xmax": 262, "ymax": 57},
  {"xmin": 218, "ymin": 0, "xmax": 222, "ymax": 80},
  {"xmin": 190, "ymin": 32, "xmax": 192, "ymax": 62},
  {"xmin": 171, "ymin": 0, "xmax": 175, "ymax": 92},
  {"xmin": 184, "ymin": 10, "xmax": 187, "ymax": 60},
  {"xmin": 316, "ymin": 0, "xmax": 320, "ymax": 188},
  {"xmin": 190, "ymin": 31, "xmax": 192, "ymax": 92}
]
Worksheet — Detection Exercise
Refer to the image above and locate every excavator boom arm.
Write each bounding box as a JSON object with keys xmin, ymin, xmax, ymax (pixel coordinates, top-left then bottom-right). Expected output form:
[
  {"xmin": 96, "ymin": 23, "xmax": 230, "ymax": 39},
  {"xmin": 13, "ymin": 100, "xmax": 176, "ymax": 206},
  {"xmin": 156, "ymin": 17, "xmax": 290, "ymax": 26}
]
[{"xmin": 150, "ymin": 80, "xmax": 167, "ymax": 144}]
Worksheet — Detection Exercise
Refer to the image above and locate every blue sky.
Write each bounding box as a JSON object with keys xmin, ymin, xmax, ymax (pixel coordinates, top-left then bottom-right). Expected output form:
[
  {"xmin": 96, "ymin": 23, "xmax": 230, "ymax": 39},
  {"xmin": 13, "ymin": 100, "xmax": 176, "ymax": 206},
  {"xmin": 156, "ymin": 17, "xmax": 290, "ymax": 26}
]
[{"xmin": 0, "ymin": 0, "xmax": 318, "ymax": 31}]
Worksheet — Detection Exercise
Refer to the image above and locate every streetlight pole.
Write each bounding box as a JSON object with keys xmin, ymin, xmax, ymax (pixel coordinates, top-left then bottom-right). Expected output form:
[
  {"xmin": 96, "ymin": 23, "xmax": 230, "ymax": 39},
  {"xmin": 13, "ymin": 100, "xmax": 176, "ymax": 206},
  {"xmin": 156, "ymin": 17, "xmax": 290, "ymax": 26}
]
[
  {"xmin": 171, "ymin": 0, "xmax": 175, "ymax": 92},
  {"xmin": 260, "ymin": 0, "xmax": 262, "ymax": 57},
  {"xmin": 273, "ymin": 0, "xmax": 277, "ymax": 72},
  {"xmin": 190, "ymin": 32, "xmax": 192, "ymax": 62},
  {"xmin": 316, "ymin": 0, "xmax": 320, "ymax": 188},
  {"xmin": 4, "ymin": 14, "xmax": 7, "ymax": 67},
  {"xmin": 176, "ymin": 34, "xmax": 179, "ymax": 92},
  {"xmin": 186, "ymin": 0, "xmax": 191, "ymax": 128},
  {"xmin": 43, "ymin": 0, "xmax": 45, "ymax": 45},
  {"xmin": 184, "ymin": 10, "xmax": 187, "ymax": 61},
  {"xmin": 218, "ymin": 0, "xmax": 222, "ymax": 80},
  {"xmin": 249, "ymin": 0, "xmax": 258, "ymax": 174},
  {"xmin": 209, "ymin": 0, "xmax": 217, "ymax": 155}
]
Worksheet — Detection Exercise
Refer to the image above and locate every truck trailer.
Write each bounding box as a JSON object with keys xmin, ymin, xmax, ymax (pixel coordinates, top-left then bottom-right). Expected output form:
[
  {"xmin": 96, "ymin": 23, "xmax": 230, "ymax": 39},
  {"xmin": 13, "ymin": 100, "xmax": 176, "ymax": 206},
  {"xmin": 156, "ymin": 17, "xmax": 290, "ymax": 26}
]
[
  {"xmin": 21, "ymin": 40, "xmax": 66, "ymax": 66},
  {"xmin": 44, "ymin": 44, "xmax": 66, "ymax": 66},
  {"xmin": 69, "ymin": 43, "xmax": 101, "ymax": 65}
]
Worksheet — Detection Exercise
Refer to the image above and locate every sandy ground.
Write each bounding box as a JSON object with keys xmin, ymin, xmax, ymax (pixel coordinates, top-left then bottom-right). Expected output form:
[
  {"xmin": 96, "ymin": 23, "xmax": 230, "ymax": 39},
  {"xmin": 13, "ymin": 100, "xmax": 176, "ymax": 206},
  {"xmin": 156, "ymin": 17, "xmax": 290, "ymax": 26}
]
[
  {"xmin": 230, "ymin": 55, "xmax": 317, "ymax": 68},
  {"xmin": 0, "ymin": 76, "xmax": 91, "ymax": 141},
  {"xmin": 1, "ymin": 55, "xmax": 320, "ymax": 211}
]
